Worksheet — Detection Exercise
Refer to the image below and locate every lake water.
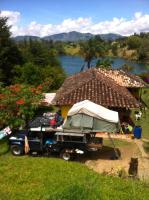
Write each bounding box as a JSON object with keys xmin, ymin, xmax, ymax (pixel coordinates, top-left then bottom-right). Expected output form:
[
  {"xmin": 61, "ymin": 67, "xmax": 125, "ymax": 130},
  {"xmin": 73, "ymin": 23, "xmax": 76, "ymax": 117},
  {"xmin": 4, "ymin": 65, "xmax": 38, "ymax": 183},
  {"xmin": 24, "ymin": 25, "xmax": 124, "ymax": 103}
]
[{"xmin": 59, "ymin": 55, "xmax": 148, "ymax": 75}]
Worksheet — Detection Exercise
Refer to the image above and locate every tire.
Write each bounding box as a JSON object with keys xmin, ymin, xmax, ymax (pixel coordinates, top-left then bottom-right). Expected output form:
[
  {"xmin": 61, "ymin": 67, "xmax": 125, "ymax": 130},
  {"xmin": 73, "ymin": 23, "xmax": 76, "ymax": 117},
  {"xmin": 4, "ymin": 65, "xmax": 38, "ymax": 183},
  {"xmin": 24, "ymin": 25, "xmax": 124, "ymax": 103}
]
[
  {"xmin": 11, "ymin": 145, "xmax": 23, "ymax": 156},
  {"xmin": 60, "ymin": 149, "xmax": 74, "ymax": 161}
]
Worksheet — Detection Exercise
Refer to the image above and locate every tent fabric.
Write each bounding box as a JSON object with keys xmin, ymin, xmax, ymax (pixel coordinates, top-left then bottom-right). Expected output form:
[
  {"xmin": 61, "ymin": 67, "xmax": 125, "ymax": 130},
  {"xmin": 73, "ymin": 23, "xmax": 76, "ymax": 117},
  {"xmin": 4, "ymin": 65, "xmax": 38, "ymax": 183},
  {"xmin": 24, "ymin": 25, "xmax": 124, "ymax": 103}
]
[
  {"xmin": 63, "ymin": 100, "xmax": 120, "ymax": 133},
  {"xmin": 67, "ymin": 100, "xmax": 119, "ymax": 123}
]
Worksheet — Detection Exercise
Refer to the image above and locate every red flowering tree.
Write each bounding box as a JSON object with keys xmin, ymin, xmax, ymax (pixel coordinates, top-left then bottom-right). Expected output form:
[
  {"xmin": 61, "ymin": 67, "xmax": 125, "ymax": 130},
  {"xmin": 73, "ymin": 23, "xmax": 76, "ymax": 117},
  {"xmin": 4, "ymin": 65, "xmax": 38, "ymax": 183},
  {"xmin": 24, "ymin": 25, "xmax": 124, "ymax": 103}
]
[{"xmin": 0, "ymin": 84, "xmax": 43, "ymax": 128}]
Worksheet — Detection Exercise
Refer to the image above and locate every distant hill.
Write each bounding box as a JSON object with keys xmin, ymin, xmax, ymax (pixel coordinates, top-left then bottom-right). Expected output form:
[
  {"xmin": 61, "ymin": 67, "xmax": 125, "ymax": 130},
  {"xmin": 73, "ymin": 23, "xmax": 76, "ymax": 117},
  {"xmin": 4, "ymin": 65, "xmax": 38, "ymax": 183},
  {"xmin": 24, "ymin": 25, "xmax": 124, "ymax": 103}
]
[
  {"xmin": 43, "ymin": 31, "xmax": 93, "ymax": 41},
  {"xmin": 13, "ymin": 31, "xmax": 124, "ymax": 42},
  {"xmin": 13, "ymin": 35, "xmax": 41, "ymax": 42},
  {"xmin": 43, "ymin": 31, "xmax": 124, "ymax": 41},
  {"xmin": 99, "ymin": 33, "xmax": 124, "ymax": 41}
]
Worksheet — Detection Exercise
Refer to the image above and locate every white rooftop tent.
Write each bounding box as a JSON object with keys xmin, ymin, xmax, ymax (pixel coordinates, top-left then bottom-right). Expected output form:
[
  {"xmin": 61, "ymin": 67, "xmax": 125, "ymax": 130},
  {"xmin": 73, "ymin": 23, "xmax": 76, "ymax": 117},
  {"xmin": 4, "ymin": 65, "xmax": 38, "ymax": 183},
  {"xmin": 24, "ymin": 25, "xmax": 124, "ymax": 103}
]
[
  {"xmin": 68, "ymin": 100, "xmax": 119, "ymax": 123},
  {"xmin": 63, "ymin": 100, "xmax": 120, "ymax": 133}
]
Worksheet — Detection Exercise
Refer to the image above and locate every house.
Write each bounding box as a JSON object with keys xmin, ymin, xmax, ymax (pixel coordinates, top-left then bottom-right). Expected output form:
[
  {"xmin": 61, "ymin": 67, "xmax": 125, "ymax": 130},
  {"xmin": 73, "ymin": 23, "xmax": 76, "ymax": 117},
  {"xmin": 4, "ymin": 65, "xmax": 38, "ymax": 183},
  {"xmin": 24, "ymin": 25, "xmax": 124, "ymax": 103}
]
[
  {"xmin": 52, "ymin": 68, "xmax": 146, "ymax": 122},
  {"xmin": 97, "ymin": 68, "xmax": 148, "ymax": 101}
]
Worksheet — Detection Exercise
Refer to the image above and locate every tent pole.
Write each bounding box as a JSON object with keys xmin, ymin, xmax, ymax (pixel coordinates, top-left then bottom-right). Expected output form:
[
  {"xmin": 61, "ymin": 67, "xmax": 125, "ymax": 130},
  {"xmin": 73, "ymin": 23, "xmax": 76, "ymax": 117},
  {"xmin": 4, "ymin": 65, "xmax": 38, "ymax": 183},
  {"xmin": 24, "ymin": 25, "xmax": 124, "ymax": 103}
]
[{"xmin": 107, "ymin": 133, "xmax": 121, "ymax": 159}]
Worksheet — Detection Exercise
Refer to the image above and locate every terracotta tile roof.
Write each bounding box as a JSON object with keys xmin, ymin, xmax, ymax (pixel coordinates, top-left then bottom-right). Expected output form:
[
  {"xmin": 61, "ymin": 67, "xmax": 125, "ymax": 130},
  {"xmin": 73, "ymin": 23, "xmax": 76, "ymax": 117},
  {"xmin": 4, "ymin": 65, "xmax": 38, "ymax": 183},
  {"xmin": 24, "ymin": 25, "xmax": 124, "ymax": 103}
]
[
  {"xmin": 53, "ymin": 68, "xmax": 141, "ymax": 108},
  {"xmin": 98, "ymin": 68, "xmax": 147, "ymax": 88}
]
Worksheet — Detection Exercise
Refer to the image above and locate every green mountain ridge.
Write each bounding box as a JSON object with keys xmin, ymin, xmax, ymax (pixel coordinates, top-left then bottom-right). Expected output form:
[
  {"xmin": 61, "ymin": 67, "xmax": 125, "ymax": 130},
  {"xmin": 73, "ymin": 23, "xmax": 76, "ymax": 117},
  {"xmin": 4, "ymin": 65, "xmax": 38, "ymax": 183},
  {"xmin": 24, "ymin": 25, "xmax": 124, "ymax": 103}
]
[{"xmin": 13, "ymin": 31, "xmax": 124, "ymax": 42}]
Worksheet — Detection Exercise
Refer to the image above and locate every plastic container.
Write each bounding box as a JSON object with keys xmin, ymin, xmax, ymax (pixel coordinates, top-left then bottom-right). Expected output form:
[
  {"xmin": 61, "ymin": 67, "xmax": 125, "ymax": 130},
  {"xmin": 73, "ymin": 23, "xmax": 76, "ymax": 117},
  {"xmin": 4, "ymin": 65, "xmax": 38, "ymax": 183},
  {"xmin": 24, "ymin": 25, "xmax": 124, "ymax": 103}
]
[{"xmin": 133, "ymin": 126, "xmax": 142, "ymax": 139}]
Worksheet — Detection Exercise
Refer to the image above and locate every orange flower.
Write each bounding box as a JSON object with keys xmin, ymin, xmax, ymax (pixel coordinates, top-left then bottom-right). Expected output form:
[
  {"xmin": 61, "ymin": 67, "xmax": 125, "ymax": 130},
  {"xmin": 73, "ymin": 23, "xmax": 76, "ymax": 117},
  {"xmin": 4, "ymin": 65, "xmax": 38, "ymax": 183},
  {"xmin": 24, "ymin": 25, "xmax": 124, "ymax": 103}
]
[
  {"xmin": 9, "ymin": 84, "xmax": 21, "ymax": 92},
  {"xmin": 30, "ymin": 88, "xmax": 36, "ymax": 93},
  {"xmin": 16, "ymin": 99, "xmax": 25, "ymax": 105},
  {"xmin": 0, "ymin": 94, "xmax": 5, "ymax": 99},
  {"xmin": 37, "ymin": 85, "xmax": 42, "ymax": 90},
  {"xmin": 0, "ymin": 104, "xmax": 6, "ymax": 109}
]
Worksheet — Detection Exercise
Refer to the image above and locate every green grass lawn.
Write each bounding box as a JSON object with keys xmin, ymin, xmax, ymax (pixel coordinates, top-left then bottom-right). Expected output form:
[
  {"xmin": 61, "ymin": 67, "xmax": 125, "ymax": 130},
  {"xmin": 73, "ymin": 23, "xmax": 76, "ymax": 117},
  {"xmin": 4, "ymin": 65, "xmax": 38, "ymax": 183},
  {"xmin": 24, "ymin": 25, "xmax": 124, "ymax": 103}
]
[
  {"xmin": 0, "ymin": 143, "xmax": 149, "ymax": 200},
  {"xmin": 131, "ymin": 88, "xmax": 149, "ymax": 139},
  {"xmin": 131, "ymin": 108, "xmax": 149, "ymax": 139},
  {"xmin": 0, "ymin": 139, "xmax": 9, "ymax": 156},
  {"xmin": 103, "ymin": 139, "xmax": 132, "ymax": 148}
]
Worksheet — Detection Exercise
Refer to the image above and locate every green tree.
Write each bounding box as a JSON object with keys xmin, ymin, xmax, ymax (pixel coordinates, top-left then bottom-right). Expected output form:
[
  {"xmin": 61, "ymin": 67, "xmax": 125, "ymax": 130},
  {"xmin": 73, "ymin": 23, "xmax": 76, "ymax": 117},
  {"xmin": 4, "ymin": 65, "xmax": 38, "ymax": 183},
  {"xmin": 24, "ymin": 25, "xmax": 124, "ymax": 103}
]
[
  {"xmin": 111, "ymin": 42, "xmax": 118, "ymax": 56},
  {"xmin": 26, "ymin": 40, "xmax": 50, "ymax": 67},
  {"xmin": 0, "ymin": 16, "xmax": 10, "ymax": 44},
  {"xmin": 138, "ymin": 38, "xmax": 149, "ymax": 60},
  {"xmin": 13, "ymin": 63, "xmax": 42, "ymax": 86},
  {"xmin": 127, "ymin": 35, "xmax": 141, "ymax": 50},
  {"xmin": 13, "ymin": 38, "xmax": 65, "ymax": 89},
  {"xmin": 54, "ymin": 41, "xmax": 66, "ymax": 55},
  {"xmin": 13, "ymin": 62, "xmax": 66, "ymax": 91},
  {"xmin": 0, "ymin": 16, "xmax": 23, "ymax": 84},
  {"xmin": 117, "ymin": 37, "xmax": 127, "ymax": 48},
  {"xmin": 79, "ymin": 38, "xmax": 106, "ymax": 69},
  {"xmin": 17, "ymin": 39, "xmax": 62, "ymax": 67},
  {"xmin": 48, "ymin": 48, "xmax": 61, "ymax": 66},
  {"xmin": 45, "ymin": 65, "xmax": 66, "ymax": 90},
  {"xmin": 96, "ymin": 58, "xmax": 113, "ymax": 69}
]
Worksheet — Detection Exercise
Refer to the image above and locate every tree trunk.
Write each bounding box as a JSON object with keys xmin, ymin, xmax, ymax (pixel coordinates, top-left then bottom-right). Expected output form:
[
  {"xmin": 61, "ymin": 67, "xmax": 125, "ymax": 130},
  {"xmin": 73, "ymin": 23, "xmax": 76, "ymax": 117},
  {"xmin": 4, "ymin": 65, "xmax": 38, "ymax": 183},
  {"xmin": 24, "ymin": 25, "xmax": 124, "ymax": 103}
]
[{"xmin": 87, "ymin": 61, "xmax": 91, "ymax": 68}]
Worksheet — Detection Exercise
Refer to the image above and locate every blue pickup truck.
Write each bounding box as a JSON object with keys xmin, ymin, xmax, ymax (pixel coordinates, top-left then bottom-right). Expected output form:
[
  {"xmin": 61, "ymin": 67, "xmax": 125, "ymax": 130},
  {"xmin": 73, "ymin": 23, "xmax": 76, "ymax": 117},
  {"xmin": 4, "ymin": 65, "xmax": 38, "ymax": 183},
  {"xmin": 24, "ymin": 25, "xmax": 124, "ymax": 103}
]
[{"xmin": 9, "ymin": 128, "xmax": 103, "ymax": 161}]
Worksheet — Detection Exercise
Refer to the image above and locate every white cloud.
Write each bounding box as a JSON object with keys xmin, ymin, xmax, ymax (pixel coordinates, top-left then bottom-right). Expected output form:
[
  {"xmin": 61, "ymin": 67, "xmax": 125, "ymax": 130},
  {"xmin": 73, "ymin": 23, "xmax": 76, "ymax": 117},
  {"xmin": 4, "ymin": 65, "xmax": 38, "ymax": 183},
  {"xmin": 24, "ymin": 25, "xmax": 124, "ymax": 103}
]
[
  {"xmin": 0, "ymin": 10, "xmax": 20, "ymax": 26},
  {"xmin": 20, "ymin": 17, "xmax": 92, "ymax": 37},
  {"xmin": 88, "ymin": 12, "xmax": 149, "ymax": 36},
  {"xmin": 0, "ymin": 10, "xmax": 149, "ymax": 37},
  {"xmin": 134, "ymin": 12, "xmax": 142, "ymax": 19}
]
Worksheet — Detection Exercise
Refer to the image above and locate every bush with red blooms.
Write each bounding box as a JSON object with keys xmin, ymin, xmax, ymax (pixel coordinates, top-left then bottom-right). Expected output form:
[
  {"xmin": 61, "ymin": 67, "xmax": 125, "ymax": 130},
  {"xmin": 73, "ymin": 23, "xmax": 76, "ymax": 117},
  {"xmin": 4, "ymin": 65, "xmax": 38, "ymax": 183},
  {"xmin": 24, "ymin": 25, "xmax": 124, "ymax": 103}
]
[{"xmin": 0, "ymin": 84, "xmax": 43, "ymax": 128}]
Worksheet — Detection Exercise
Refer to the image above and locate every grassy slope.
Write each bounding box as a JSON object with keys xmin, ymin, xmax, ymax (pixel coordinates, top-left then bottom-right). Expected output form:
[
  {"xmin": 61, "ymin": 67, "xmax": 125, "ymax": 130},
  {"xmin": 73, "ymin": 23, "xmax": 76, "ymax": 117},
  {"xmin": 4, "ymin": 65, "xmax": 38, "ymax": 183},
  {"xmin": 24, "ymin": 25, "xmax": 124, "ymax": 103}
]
[
  {"xmin": 0, "ymin": 139, "xmax": 9, "ymax": 156},
  {"xmin": 64, "ymin": 44, "xmax": 80, "ymax": 56},
  {"xmin": 116, "ymin": 47, "xmax": 137, "ymax": 60},
  {"xmin": 63, "ymin": 44, "xmax": 138, "ymax": 60},
  {"xmin": 0, "ymin": 152, "xmax": 149, "ymax": 200},
  {"xmin": 104, "ymin": 139, "xmax": 132, "ymax": 147}
]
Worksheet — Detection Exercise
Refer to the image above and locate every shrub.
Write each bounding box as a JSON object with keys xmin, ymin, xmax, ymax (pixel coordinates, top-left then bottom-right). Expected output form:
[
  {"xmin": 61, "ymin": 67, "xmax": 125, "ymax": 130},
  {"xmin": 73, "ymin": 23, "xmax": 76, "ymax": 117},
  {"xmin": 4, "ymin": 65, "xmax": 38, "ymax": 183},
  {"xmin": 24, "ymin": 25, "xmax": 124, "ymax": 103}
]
[{"xmin": 0, "ymin": 84, "xmax": 43, "ymax": 128}]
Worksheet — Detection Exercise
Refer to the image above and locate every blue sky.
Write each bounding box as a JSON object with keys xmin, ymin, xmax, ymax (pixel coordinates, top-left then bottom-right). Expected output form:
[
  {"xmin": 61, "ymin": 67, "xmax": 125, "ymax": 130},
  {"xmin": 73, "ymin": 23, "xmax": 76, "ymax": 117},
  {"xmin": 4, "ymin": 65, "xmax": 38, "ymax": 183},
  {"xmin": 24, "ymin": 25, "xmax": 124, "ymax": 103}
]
[{"xmin": 0, "ymin": 0, "xmax": 149, "ymax": 36}]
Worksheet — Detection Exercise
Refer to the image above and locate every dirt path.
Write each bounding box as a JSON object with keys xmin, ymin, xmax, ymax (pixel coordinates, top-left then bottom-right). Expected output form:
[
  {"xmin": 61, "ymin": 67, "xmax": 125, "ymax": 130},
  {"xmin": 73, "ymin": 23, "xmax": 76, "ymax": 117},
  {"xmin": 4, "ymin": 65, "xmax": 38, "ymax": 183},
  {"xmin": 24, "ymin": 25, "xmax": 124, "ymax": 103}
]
[
  {"xmin": 83, "ymin": 139, "xmax": 149, "ymax": 180},
  {"xmin": 134, "ymin": 139, "xmax": 149, "ymax": 181},
  {"xmin": 79, "ymin": 141, "xmax": 141, "ymax": 176}
]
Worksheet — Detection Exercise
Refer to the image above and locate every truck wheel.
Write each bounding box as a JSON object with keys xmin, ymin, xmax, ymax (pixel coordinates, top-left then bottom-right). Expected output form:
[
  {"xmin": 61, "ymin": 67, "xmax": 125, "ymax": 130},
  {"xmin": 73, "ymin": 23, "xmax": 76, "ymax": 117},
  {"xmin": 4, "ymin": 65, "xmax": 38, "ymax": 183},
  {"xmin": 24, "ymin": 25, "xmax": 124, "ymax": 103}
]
[
  {"xmin": 60, "ymin": 149, "xmax": 73, "ymax": 161},
  {"xmin": 11, "ymin": 145, "xmax": 23, "ymax": 156}
]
